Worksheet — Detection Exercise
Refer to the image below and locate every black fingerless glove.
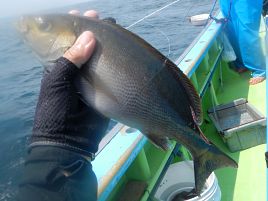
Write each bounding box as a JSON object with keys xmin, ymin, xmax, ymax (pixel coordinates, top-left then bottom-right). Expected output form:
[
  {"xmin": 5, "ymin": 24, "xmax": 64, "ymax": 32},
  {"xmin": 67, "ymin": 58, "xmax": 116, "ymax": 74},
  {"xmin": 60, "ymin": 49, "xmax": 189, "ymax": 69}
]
[{"xmin": 30, "ymin": 57, "xmax": 109, "ymax": 159}]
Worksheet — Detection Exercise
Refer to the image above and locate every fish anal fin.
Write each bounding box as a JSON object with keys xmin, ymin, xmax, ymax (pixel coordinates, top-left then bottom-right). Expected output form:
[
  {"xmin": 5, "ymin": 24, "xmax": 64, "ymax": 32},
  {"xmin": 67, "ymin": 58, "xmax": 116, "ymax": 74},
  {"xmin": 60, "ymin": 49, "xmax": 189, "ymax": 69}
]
[
  {"xmin": 146, "ymin": 134, "xmax": 171, "ymax": 151},
  {"xmin": 165, "ymin": 59, "xmax": 203, "ymax": 125}
]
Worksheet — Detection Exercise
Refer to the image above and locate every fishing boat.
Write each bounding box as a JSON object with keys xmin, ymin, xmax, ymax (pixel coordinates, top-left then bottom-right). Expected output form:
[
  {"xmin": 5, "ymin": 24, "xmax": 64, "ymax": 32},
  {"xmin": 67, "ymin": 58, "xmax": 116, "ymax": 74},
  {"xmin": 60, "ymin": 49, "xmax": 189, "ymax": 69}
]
[{"xmin": 92, "ymin": 9, "xmax": 267, "ymax": 201}]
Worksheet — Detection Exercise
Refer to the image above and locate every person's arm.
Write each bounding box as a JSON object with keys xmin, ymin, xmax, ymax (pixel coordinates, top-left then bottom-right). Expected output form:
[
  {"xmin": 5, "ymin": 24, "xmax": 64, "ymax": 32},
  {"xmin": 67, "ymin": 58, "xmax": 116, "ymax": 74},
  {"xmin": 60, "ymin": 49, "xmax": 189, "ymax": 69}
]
[{"xmin": 17, "ymin": 11, "xmax": 109, "ymax": 201}]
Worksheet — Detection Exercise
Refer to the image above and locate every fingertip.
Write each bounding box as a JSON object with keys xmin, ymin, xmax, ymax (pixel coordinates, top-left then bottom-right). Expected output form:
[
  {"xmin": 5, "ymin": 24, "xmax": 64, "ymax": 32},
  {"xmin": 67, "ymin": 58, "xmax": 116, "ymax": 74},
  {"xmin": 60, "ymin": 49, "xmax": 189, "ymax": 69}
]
[
  {"xmin": 82, "ymin": 30, "xmax": 95, "ymax": 39},
  {"xmin": 83, "ymin": 31, "xmax": 96, "ymax": 51},
  {"xmin": 83, "ymin": 10, "xmax": 99, "ymax": 19},
  {"xmin": 77, "ymin": 31, "xmax": 96, "ymax": 50},
  {"xmin": 63, "ymin": 31, "xmax": 96, "ymax": 68}
]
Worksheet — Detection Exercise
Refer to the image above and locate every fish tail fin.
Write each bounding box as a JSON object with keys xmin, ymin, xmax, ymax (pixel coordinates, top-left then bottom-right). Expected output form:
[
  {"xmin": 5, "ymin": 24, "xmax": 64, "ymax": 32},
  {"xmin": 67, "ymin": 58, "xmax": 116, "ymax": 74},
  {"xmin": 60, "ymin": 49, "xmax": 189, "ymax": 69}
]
[{"xmin": 193, "ymin": 145, "xmax": 237, "ymax": 194}]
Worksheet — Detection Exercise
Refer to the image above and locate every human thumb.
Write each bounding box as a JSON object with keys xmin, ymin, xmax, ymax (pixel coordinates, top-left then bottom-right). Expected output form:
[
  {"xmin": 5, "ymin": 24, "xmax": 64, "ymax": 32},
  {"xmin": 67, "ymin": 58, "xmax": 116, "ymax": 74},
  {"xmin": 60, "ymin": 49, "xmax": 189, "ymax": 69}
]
[{"xmin": 63, "ymin": 31, "xmax": 96, "ymax": 68}]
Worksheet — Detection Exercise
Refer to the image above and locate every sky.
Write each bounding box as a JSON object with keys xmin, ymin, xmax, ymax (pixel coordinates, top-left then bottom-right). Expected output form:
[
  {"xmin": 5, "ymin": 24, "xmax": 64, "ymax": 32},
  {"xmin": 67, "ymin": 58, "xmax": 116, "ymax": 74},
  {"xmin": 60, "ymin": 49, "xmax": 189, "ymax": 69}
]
[{"xmin": 0, "ymin": 0, "xmax": 89, "ymax": 18}]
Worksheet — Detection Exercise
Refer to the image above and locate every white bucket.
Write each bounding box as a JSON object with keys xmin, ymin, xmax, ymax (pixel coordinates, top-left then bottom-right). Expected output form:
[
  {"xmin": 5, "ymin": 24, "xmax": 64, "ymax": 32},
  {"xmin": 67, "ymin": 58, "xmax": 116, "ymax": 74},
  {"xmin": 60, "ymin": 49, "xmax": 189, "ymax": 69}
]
[{"xmin": 154, "ymin": 161, "xmax": 221, "ymax": 201}]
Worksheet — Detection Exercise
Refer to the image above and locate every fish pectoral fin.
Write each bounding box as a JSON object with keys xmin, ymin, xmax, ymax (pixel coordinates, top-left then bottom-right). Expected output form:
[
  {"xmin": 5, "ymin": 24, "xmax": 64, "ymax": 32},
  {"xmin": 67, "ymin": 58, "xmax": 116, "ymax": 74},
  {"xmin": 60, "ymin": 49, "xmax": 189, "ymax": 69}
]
[
  {"xmin": 80, "ymin": 70, "xmax": 120, "ymax": 104},
  {"xmin": 146, "ymin": 134, "xmax": 171, "ymax": 151}
]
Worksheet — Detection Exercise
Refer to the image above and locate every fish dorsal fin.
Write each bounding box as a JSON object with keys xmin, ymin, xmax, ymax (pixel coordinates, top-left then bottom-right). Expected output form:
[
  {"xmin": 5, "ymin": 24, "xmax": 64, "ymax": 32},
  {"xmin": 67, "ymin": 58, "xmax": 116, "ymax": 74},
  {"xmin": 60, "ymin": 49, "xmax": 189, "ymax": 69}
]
[
  {"xmin": 165, "ymin": 59, "xmax": 203, "ymax": 125},
  {"xmin": 102, "ymin": 17, "xmax": 116, "ymax": 24}
]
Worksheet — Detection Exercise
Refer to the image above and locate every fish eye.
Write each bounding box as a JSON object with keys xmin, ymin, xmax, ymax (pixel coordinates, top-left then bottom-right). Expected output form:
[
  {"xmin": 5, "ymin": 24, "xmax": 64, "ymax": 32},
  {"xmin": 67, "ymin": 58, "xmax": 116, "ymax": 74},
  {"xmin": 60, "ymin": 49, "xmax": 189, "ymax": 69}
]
[{"xmin": 35, "ymin": 17, "xmax": 52, "ymax": 32}]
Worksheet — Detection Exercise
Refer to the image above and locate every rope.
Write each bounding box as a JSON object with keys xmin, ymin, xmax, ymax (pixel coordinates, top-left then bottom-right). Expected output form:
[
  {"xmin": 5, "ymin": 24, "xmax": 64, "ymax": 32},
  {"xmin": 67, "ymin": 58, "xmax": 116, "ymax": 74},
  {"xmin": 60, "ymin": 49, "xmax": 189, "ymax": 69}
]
[
  {"xmin": 219, "ymin": 55, "xmax": 223, "ymax": 88},
  {"xmin": 210, "ymin": 84, "xmax": 220, "ymax": 128},
  {"xmin": 208, "ymin": 0, "xmax": 233, "ymax": 24},
  {"xmin": 126, "ymin": 0, "xmax": 182, "ymax": 29},
  {"xmin": 208, "ymin": 0, "xmax": 218, "ymax": 19}
]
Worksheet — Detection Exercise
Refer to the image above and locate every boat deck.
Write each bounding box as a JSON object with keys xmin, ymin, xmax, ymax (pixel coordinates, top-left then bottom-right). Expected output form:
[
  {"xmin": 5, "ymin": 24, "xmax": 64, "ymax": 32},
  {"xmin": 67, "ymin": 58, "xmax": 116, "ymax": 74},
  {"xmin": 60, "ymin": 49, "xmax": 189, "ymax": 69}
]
[{"xmin": 205, "ymin": 68, "xmax": 266, "ymax": 201}]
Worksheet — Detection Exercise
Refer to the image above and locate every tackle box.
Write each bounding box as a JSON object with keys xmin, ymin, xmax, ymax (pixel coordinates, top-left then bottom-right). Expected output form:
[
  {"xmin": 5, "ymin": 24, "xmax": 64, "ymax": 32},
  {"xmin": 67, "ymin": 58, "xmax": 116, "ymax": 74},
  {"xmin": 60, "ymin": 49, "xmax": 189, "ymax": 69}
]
[{"xmin": 208, "ymin": 98, "xmax": 266, "ymax": 152}]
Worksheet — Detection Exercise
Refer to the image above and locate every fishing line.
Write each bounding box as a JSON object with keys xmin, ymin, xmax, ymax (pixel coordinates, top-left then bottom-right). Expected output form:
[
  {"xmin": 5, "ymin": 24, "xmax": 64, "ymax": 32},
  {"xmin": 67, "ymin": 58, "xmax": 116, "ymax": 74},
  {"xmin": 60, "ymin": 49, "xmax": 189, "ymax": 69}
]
[
  {"xmin": 142, "ymin": 18, "xmax": 172, "ymax": 58},
  {"xmin": 183, "ymin": 1, "xmax": 211, "ymax": 23},
  {"xmin": 126, "ymin": 0, "xmax": 182, "ymax": 29},
  {"xmin": 209, "ymin": 0, "xmax": 232, "ymax": 24},
  {"xmin": 156, "ymin": 28, "xmax": 171, "ymax": 58}
]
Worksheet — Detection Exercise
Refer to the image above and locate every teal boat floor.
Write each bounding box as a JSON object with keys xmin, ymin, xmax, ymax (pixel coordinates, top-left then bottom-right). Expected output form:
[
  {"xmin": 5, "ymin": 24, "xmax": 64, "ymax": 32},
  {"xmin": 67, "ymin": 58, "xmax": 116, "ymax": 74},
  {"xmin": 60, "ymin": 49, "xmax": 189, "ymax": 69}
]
[{"xmin": 204, "ymin": 69, "xmax": 266, "ymax": 201}]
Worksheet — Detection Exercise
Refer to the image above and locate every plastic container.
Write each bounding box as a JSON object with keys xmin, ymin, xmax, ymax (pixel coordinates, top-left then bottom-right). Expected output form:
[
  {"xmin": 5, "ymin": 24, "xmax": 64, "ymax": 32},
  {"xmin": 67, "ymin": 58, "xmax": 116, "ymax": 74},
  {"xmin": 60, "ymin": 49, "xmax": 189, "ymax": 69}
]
[
  {"xmin": 154, "ymin": 161, "xmax": 221, "ymax": 201},
  {"xmin": 190, "ymin": 14, "xmax": 209, "ymax": 26},
  {"xmin": 208, "ymin": 98, "xmax": 266, "ymax": 152}
]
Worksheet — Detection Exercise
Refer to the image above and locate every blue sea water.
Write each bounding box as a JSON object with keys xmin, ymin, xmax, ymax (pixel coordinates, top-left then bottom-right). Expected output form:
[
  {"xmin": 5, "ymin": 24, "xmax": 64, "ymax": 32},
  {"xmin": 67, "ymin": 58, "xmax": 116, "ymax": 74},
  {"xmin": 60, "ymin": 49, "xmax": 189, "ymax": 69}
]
[{"xmin": 0, "ymin": 0, "xmax": 217, "ymax": 199}]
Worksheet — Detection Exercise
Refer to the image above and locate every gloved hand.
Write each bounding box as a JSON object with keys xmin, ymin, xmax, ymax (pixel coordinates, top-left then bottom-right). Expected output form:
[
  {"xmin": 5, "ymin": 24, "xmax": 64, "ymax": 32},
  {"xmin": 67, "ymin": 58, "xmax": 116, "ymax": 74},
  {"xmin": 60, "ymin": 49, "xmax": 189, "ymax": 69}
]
[{"xmin": 30, "ymin": 28, "xmax": 109, "ymax": 160}]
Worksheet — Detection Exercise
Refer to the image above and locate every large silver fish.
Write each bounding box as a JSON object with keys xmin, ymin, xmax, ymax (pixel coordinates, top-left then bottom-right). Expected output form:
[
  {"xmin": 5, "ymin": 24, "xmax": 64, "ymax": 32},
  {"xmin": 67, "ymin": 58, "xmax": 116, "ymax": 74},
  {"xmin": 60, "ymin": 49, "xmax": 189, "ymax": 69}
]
[{"xmin": 16, "ymin": 14, "xmax": 237, "ymax": 193}]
